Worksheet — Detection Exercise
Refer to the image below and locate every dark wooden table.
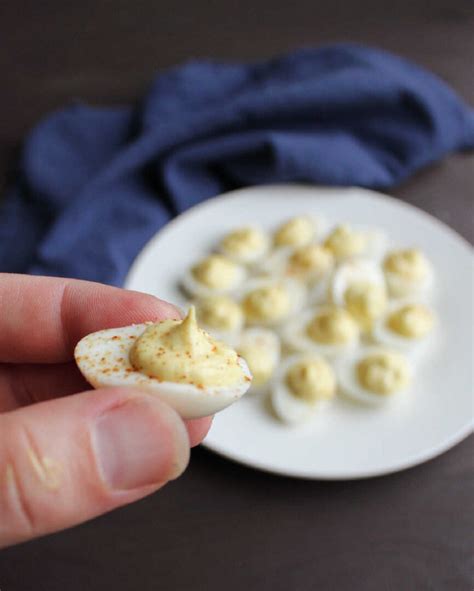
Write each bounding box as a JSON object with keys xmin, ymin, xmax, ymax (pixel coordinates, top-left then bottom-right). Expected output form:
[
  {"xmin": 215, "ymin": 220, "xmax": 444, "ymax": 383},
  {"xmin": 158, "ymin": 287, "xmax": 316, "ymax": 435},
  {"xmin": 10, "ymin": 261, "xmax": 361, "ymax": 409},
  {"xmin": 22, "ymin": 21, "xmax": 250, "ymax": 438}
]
[{"xmin": 0, "ymin": 1, "xmax": 473, "ymax": 589}]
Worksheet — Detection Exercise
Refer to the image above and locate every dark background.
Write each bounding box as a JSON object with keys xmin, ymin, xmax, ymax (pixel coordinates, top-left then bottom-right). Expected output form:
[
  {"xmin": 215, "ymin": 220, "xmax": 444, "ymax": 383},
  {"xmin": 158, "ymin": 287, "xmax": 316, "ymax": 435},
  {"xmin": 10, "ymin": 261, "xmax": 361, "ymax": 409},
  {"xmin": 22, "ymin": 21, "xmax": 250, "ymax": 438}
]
[{"xmin": 0, "ymin": 1, "xmax": 473, "ymax": 589}]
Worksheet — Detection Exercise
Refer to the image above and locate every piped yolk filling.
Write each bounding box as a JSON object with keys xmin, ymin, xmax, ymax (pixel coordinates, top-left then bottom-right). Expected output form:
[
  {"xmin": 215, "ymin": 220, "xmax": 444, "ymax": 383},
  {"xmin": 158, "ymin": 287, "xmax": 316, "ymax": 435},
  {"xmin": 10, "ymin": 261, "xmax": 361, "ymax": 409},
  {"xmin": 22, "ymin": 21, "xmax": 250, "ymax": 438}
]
[
  {"xmin": 306, "ymin": 308, "xmax": 358, "ymax": 345},
  {"xmin": 286, "ymin": 359, "xmax": 336, "ymax": 402},
  {"xmin": 356, "ymin": 352, "xmax": 409, "ymax": 395},
  {"xmin": 130, "ymin": 307, "xmax": 247, "ymax": 387}
]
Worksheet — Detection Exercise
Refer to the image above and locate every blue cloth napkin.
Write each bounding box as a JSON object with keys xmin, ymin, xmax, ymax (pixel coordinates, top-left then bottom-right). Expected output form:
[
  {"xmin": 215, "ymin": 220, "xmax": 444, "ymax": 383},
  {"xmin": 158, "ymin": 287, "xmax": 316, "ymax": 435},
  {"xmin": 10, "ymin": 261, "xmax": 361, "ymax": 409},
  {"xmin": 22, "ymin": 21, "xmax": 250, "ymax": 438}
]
[{"xmin": 1, "ymin": 44, "xmax": 473, "ymax": 286}]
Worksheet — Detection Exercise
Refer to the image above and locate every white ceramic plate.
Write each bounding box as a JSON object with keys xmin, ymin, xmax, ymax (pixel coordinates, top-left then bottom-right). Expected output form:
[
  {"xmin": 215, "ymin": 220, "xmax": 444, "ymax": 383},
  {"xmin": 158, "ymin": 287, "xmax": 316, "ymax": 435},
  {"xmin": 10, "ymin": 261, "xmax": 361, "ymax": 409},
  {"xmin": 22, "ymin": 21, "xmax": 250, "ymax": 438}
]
[{"xmin": 125, "ymin": 185, "xmax": 473, "ymax": 479}]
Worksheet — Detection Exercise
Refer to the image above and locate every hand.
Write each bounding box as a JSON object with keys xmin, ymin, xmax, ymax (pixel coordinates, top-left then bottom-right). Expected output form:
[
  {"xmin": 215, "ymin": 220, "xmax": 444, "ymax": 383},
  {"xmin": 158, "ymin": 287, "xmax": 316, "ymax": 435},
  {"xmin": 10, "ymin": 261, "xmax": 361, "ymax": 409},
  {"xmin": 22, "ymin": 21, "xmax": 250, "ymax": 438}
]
[{"xmin": 0, "ymin": 274, "xmax": 212, "ymax": 548}]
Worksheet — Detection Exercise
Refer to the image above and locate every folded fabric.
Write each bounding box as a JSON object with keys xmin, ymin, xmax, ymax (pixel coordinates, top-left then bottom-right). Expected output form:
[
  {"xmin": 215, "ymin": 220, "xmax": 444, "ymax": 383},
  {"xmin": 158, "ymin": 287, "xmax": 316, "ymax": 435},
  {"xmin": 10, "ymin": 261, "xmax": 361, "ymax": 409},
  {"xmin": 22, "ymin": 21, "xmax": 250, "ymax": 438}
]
[{"xmin": 1, "ymin": 44, "xmax": 473, "ymax": 286}]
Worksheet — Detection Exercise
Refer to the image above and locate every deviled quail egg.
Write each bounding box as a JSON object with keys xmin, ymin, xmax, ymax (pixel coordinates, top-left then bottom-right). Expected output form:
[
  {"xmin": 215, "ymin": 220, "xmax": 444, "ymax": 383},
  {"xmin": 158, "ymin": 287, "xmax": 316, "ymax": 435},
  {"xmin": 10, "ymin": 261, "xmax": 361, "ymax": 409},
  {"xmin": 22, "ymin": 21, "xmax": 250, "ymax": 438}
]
[
  {"xmin": 286, "ymin": 243, "xmax": 334, "ymax": 281},
  {"xmin": 383, "ymin": 248, "xmax": 433, "ymax": 298},
  {"xmin": 330, "ymin": 259, "xmax": 387, "ymax": 332},
  {"xmin": 373, "ymin": 301, "xmax": 435, "ymax": 358},
  {"xmin": 181, "ymin": 254, "xmax": 246, "ymax": 298},
  {"xmin": 282, "ymin": 306, "xmax": 359, "ymax": 359},
  {"xmin": 240, "ymin": 277, "xmax": 306, "ymax": 328},
  {"xmin": 218, "ymin": 225, "xmax": 270, "ymax": 264},
  {"xmin": 74, "ymin": 307, "xmax": 252, "ymax": 419},
  {"xmin": 193, "ymin": 295, "xmax": 244, "ymax": 344},
  {"xmin": 273, "ymin": 215, "xmax": 326, "ymax": 248},
  {"xmin": 324, "ymin": 224, "xmax": 387, "ymax": 261},
  {"xmin": 237, "ymin": 328, "xmax": 281, "ymax": 394},
  {"xmin": 272, "ymin": 354, "xmax": 337, "ymax": 424},
  {"xmin": 287, "ymin": 244, "xmax": 335, "ymax": 303},
  {"xmin": 259, "ymin": 243, "xmax": 334, "ymax": 301},
  {"xmin": 337, "ymin": 347, "xmax": 412, "ymax": 405}
]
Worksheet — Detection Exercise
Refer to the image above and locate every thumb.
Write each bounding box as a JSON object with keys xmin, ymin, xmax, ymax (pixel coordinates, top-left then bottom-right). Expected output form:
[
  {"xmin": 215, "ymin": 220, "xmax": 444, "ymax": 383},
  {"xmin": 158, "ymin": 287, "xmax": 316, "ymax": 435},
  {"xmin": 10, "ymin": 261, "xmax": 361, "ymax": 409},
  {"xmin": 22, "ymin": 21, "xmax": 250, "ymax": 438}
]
[{"xmin": 0, "ymin": 387, "xmax": 190, "ymax": 548}]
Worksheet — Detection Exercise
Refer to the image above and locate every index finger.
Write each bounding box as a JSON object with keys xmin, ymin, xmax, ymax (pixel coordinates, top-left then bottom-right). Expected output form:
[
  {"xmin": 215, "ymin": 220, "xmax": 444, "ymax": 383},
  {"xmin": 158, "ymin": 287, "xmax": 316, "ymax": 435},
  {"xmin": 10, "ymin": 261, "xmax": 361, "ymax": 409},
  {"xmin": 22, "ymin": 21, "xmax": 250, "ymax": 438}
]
[{"xmin": 0, "ymin": 274, "xmax": 181, "ymax": 363}]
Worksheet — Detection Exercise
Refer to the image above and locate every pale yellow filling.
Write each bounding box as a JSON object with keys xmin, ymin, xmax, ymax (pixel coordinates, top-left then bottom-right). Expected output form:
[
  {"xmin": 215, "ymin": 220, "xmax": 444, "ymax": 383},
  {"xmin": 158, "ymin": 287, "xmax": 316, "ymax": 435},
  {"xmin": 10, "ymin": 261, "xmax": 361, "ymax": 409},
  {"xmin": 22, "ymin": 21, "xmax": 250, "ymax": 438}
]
[
  {"xmin": 274, "ymin": 217, "xmax": 314, "ymax": 247},
  {"xmin": 191, "ymin": 255, "xmax": 240, "ymax": 289},
  {"xmin": 242, "ymin": 284, "xmax": 291, "ymax": 324},
  {"xmin": 287, "ymin": 244, "xmax": 333, "ymax": 278},
  {"xmin": 356, "ymin": 351, "xmax": 409, "ymax": 395},
  {"xmin": 344, "ymin": 281, "xmax": 387, "ymax": 331},
  {"xmin": 221, "ymin": 227, "xmax": 266, "ymax": 257},
  {"xmin": 130, "ymin": 307, "xmax": 246, "ymax": 387},
  {"xmin": 196, "ymin": 295, "xmax": 243, "ymax": 332},
  {"xmin": 384, "ymin": 249, "xmax": 429, "ymax": 281},
  {"xmin": 387, "ymin": 304, "xmax": 434, "ymax": 339},
  {"xmin": 324, "ymin": 225, "xmax": 366, "ymax": 259},
  {"xmin": 306, "ymin": 307, "xmax": 358, "ymax": 345},
  {"xmin": 286, "ymin": 358, "xmax": 336, "ymax": 402}
]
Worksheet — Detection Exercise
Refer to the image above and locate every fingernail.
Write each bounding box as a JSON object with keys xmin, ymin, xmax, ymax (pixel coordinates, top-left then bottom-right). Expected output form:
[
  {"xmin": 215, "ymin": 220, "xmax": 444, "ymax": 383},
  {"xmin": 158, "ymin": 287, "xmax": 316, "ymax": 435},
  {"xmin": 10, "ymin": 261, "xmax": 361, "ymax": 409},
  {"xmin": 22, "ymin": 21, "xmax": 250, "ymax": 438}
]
[
  {"xmin": 153, "ymin": 297, "xmax": 183, "ymax": 320},
  {"xmin": 164, "ymin": 304, "xmax": 184, "ymax": 320},
  {"xmin": 93, "ymin": 396, "xmax": 190, "ymax": 490}
]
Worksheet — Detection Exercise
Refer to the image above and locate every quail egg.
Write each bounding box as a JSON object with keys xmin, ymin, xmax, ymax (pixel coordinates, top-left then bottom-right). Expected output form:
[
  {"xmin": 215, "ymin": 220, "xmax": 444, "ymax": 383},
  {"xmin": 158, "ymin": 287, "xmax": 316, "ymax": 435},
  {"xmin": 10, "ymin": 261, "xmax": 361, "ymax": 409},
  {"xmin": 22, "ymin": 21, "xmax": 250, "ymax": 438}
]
[
  {"xmin": 330, "ymin": 259, "xmax": 387, "ymax": 332},
  {"xmin": 324, "ymin": 224, "xmax": 387, "ymax": 261},
  {"xmin": 240, "ymin": 277, "xmax": 306, "ymax": 328},
  {"xmin": 262, "ymin": 242, "xmax": 334, "ymax": 282},
  {"xmin": 236, "ymin": 328, "xmax": 281, "ymax": 394},
  {"xmin": 282, "ymin": 306, "xmax": 360, "ymax": 359},
  {"xmin": 218, "ymin": 225, "xmax": 270, "ymax": 264},
  {"xmin": 181, "ymin": 254, "xmax": 246, "ymax": 298},
  {"xmin": 337, "ymin": 346, "xmax": 412, "ymax": 405},
  {"xmin": 373, "ymin": 301, "xmax": 435, "ymax": 359},
  {"xmin": 273, "ymin": 215, "xmax": 327, "ymax": 248},
  {"xmin": 383, "ymin": 248, "xmax": 434, "ymax": 298},
  {"xmin": 193, "ymin": 294, "xmax": 244, "ymax": 344},
  {"xmin": 272, "ymin": 354, "xmax": 337, "ymax": 424},
  {"xmin": 74, "ymin": 307, "xmax": 252, "ymax": 419}
]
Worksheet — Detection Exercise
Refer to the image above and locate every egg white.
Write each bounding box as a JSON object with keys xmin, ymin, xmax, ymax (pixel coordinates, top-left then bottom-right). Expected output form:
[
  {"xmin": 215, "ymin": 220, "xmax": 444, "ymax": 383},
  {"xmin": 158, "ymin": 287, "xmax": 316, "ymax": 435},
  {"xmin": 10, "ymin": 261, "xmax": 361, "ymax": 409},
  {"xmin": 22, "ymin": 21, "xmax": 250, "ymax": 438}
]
[
  {"xmin": 237, "ymin": 328, "xmax": 281, "ymax": 394},
  {"xmin": 336, "ymin": 346, "xmax": 413, "ymax": 406},
  {"xmin": 308, "ymin": 274, "xmax": 332, "ymax": 305},
  {"xmin": 372, "ymin": 300, "xmax": 436, "ymax": 361},
  {"xmin": 74, "ymin": 324, "xmax": 252, "ymax": 419},
  {"xmin": 281, "ymin": 307, "xmax": 360, "ymax": 359},
  {"xmin": 256, "ymin": 246, "xmax": 292, "ymax": 277},
  {"xmin": 384, "ymin": 263, "xmax": 434, "ymax": 300},
  {"xmin": 271, "ymin": 354, "xmax": 335, "ymax": 425},
  {"xmin": 330, "ymin": 259, "xmax": 386, "ymax": 308}
]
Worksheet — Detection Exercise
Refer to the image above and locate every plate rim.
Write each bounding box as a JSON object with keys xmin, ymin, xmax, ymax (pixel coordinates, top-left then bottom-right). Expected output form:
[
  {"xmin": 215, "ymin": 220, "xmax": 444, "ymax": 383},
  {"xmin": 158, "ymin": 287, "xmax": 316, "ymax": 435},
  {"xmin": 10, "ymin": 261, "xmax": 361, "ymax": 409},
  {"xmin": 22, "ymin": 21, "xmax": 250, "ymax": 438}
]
[{"xmin": 202, "ymin": 423, "xmax": 473, "ymax": 480}]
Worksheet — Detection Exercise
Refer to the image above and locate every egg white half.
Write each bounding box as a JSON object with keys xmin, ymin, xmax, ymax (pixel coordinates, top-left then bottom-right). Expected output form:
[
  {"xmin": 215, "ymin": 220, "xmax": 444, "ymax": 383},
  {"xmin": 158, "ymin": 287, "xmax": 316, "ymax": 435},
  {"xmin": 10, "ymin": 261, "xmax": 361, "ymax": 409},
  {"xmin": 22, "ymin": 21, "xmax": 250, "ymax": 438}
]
[
  {"xmin": 74, "ymin": 324, "xmax": 252, "ymax": 419},
  {"xmin": 330, "ymin": 259, "xmax": 386, "ymax": 307},
  {"xmin": 237, "ymin": 327, "xmax": 281, "ymax": 394},
  {"xmin": 336, "ymin": 346, "xmax": 413, "ymax": 406},
  {"xmin": 372, "ymin": 300, "xmax": 436, "ymax": 361},
  {"xmin": 256, "ymin": 246, "xmax": 292, "ymax": 277},
  {"xmin": 384, "ymin": 264, "xmax": 434, "ymax": 300},
  {"xmin": 281, "ymin": 307, "xmax": 360, "ymax": 359},
  {"xmin": 271, "ymin": 354, "xmax": 335, "ymax": 425}
]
